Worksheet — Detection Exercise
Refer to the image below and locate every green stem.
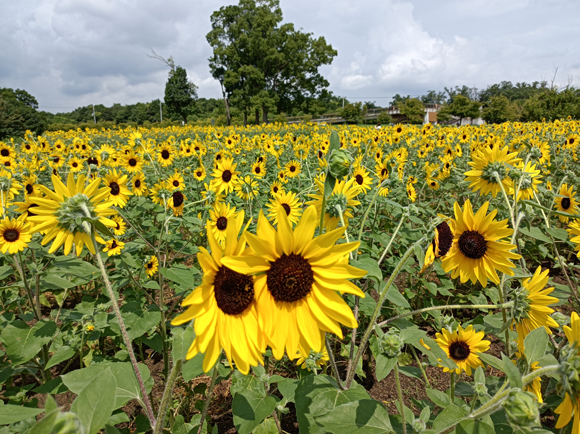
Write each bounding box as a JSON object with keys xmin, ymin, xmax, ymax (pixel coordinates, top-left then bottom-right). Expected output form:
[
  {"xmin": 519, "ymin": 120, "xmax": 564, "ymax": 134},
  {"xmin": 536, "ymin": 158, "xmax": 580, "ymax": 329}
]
[
  {"xmin": 378, "ymin": 213, "xmax": 405, "ymax": 266},
  {"xmin": 410, "ymin": 346, "xmax": 430, "ymax": 388},
  {"xmin": 355, "ymin": 179, "xmax": 388, "ymax": 261},
  {"xmin": 197, "ymin": 364, "xmax": 220, "ymax": 434},
  {"xmin": 395, "ymin": 364, "xmax": 407, "ymax": 434},
  {"xmin": 325, "ymin": 335, "xmax": 346, "ymax": 390},
  {"xmin": 154, "ymin": 358, "xmax": 183, "ymax": 434},
  {"xmin": 450, "ymin": 372, "xmax": 455, "ymax": 402}
]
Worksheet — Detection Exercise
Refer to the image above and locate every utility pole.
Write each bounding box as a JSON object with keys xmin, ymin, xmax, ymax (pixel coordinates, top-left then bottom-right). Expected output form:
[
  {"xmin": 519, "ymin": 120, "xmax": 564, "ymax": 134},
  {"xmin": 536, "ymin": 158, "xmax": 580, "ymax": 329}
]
[
  {"xmin": 160, "ymin": 100, "xmax": 163, "ymax": 122},
  {"xmin": 342, "ymin": 98, "xmax": 345, "ymax": 108},
  {"xmin": 92, "ymin": 104, "xmax": 96, "ymax": 124}
]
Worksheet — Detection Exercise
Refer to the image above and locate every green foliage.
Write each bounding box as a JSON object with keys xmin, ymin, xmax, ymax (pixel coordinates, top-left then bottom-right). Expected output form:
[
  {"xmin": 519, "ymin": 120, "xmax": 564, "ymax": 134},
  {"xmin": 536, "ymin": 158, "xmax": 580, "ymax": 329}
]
[
  {"xmin": 396, "ymin": 98, "xmax": 425, "ymax": 124},
  {"xmin": 340, "ymin": 102, "xmax": 366, "ymax": 124},
  {"xmin": 164, "ymin": 66, "xmax": 198, "ymax": 123},
  {"xmin": 438, "ymin": 95, "xmax": 481, "ymax": 124},
  {"xmin": 482, "ymin": 95, "xmax": 517, "ymax": 124},
  {"xmin": 0, "ymin": 88, "xmax": 46, "ymax": 139},
  {"xmin": 521, "ymin": 87, "xmax": 580, "ymax": 121},
  {"xmin": 376, "ymin": 110, "xmax": 393, "ymax": 125}
]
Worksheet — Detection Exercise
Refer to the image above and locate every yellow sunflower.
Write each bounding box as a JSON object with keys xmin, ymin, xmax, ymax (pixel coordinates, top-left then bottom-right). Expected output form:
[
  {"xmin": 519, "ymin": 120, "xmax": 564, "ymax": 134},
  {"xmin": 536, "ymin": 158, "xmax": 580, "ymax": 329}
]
[
  {"xmin": 234, "ymin": 176, "xmax": 259, "ymax": 201},
  {"xmin": 441, "ymin": 200, "xmax": 520, "ymax": 287},
  {"xmin": 306, "ymin": 177, "xmax": 361, "ymax": 231},
  {"xmin": 167, "ymin": 172, "xmax": 185, "ymax": 190},
  {"xmin": 209, "ymin": 202, "xmax": 240, "ymax": 247},
  {"xmin": 266, "ymin": 191, "xmax": 302, "ymax": 226},
  {"xmin": 464, "ymin": 146, "xmax": 519, "ymax": 197},
  {"xmin": 511, "ymin": 266, "xmax": 559, "ymax": 353},
  {"xmin": 130, "ymin": 173, "xmax": 147, "ymax": 196},
  {"xmin": 555, "ymin": 312, "xmax": 580, "ymax": 432},
  {"xmin": 123, "ymin": 152, "xmax": 144, "ymax": 173},
  {"xmin": 556, "ymin": 184, "xmax": 578, "ymax": 223},
  {"xmin": 168, "ymin": 190, "xmax": 186, "ymax": 217},
  {"xmin": 103, "ymin": 170, "xmax": 132, "ymax": 208},
  {"xmin": 145, "ymin": 255, "xmax": 159, "ymax": 277},
  {"xmin": 568, "ymin": 219, "xmax": 580, "ymax": 258},
  {"xmin": 27, "ymin": 173, "xmax": 117, "ymax": 256},
  {"xmin": 171, "ymin": 214, "xmax": 264, "ymax": 374},
  {"xmin": 406, "ymin": 182, "xmax": 417, "ymax": 202},
  {"xmin": 251, "ymin": 161, "xmax": 266, "ymax": 178},
  {"xmin": 435, "ymin": 324, "xmax": 490, "ymax": 375},
  {"xmin": 270, "ymin": 180, "xmax": 285, "ymax": 197},
  {"xmin": 0, "ymin": 217, "xmax": 31, "ymax": 254},
  {"xmin": 103, "ymin": 238, "xmax": 125, "ymax": 256},
  {"xmin": 284, "ymin": 160, "xmax": 301, "ymax": 178},
  {"xmin": 421, "ymin": 219, "xmax": 455, "ymax": 273},
  {"xmin": 193, "ymin": 166, "xmax": 206, "ymax": 181},
  {"xmin": 110, "ymin": 215, "xmax": 126, "ymax": 236},
  {"xmin": 510, "ymin": 161, "xmax": 542, "ymax": 201},
  {"xmin": 221, "ymin": 205, "xmax": 366, "ymax": 360},
  {"xmin": 351, "ymin": 166, "xmax": 373, "ymax": 194},
  {"xmin": 211, "ymin": 157, "xmax": 239, "ymax": 195},
  {"xmin": 0, "ymin": 169, "xmax": 22, "ymax": 208},
  {"xmin": 157, "ymin": 143, "xmax": 175, "ymax": 167}
]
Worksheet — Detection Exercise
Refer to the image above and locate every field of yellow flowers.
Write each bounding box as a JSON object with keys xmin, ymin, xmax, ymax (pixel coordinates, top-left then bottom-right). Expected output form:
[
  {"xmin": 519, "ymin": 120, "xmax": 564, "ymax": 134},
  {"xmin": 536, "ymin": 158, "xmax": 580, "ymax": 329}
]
[{"xmin": 1, "ymin": 121, "xmax": 580, "ymax": 433}]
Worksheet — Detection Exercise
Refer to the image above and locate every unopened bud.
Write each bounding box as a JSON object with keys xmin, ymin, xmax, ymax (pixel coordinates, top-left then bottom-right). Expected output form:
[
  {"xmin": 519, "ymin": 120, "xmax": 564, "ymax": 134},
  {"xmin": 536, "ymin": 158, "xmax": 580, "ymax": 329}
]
[
  {"xmin": 552, "ymin": 312, "xmax": 569, "ymax": 327},
  {"xmin": 380, "ymin": 329, "xmax": 404, "ymax": 358},
  {"xmin": 328, "ymin": 149, "xmax": 353, "ymax": 178},
  {"xmin": 474, "ymin": 382, "xmax": 488, "ymax": 397},
  {"xmin": 412, "ymin": 419, "xmax": 426, "ymax": 433},
  {"xmin": 503, "ymin": 389, "xmax": 540, "ymax": 428}
]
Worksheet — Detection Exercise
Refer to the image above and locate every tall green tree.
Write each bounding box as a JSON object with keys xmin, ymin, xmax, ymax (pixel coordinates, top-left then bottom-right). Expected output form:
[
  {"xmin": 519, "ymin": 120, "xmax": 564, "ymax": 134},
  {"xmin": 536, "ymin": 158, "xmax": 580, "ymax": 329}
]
[
  {"xmin": 521, "ymin": 88, "xmax": 580, "ymax": 121},
  {"xmin": 396, "ymin": 98, "xmax": 425, "ymax": 124},
  {"xmin": 0, "ymin": 88, "xmax": 46, "ymax": 139},
  {"xmin": 164, "ymin": 66, "xmax": 198, "ymax": 123},
  {"xmin": 438, "ymin": 95, "xmax": 480, "ymax": 125},
  {"xmin": 481, "ymin": 95, "xmax": 517, "ymax": 124},
  {"xmin": 207, "ymin": 0, "xmax": 336, "ymax": 124}
]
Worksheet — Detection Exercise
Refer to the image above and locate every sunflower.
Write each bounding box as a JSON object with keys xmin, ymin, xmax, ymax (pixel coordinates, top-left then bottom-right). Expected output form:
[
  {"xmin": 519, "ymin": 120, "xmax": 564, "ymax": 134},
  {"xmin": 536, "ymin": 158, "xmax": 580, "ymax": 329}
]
[
  {"xmin": 234, "ymin": 176, "xmax": 259, "ymax": 201},
  {"xmin": 0, "ymin": 169, "xmax": 22, "ymax": 208},
  {"xmin": 267, "ymin": 191, "xmax": 302, "ymax": 226},
  {"xmin": 421, "ymin": 220, "xmax": 454, "ymax": 273},
  {"xmin": 306, "ymin": 177, "xmax": 360, "ymax": 231},
  {"xmin": 150, "ymin": 181, "xmax": 173, "ymax": 207},
  {"xmin": 21, "ymin": 175, "xmax": 39, "ymax": 198},
  {"xmin": 0, "ymin": 143, "xmax": 14, "ymax": 160},
  {"xmin": 168, "ymin": 190, "xmax": 186, "ymax": 217},
  {"xmin": 171, "ymin": 214, "xmax": 264, "ymax": 374},
  {"xmin": 510, "ymin": 161, "xmax": 542, "ymax": 201},
  {"xmin": 193, "ymin": 166, "xmax": 206, "ymax": 181},
  {"xmin": 123, "ymin": 152, "xmax": 144, "ymax": 173},
  {"xmin": 167, "ymin": 172, "xmax": 185, "ymax": 190},
  {"xmin": 375, "ymin": 160, "xmax": 390, "ymax": 182},
  {"xmin": 554, "ymin": 312, "xmax": 580, "ymax": 432},
  {"xmin": 270, "ymin": 180, "xmax": 284, "ymax": 197},
  {"xmin": 464, "ymin": 146, "xmax": 519, "ymax": 198},
  {"xmin": 435, "ymin": 324, "xmax": 490, "ymax": 375},
  {"xmin": 209, "ymin": 202, "xmax": 240, "ymax": 247},
  {"xmin": 556, "ymin": 184, "xmax": 578, "ymax": 223},
  {"xmin": 295, "ymin": 338, "xmax": 329, "ymax": 371},
  {"xmin": 351, "ymin": 166, "xmax": 372, "ymax": 194},
  {"xmin": 221, "ymin": 205, "xmax": 366, "ymax": 360},
  {"xmin": 568, "ymin": 219, "xmax": 580, "ymax": 258},
  {"xmin": 441, "ymin": 200, "xmax": 521, "ymax": 287},
  {"xmin": 27, "ymin": 173, "xmax": 117, "ymax": 256},
  {"xmin": 110, "ymin": 215, "xmax": 126, "ymax": 236},
  {"xmin": 406, "ymin": 182, "xmax": 417, "ymax": 202},
  {"xmin": 103, "ymin": 170, "xmax": 132, "ymax": 208},
  {"xmin": 145, "ymin": 255, "xmax": 159, "ymax": 277},
  {"xmin": 251, "ymin": 161, "xmax": 266, "ymax": 178},
  {"xmin": 0, "ymin": 217, "xmax": 32, "ymax": 254},
  {"xmin": 157, "ymin": 143, "xmax": 175, "ymax": 167},
  {"xmin": 511, "ymin": 266, "xmax": 559, "ymax": 353},
  {"xmin": 211, "ymin": 157, "xmax": 239, "ymax": 195},
  {"xmin": 284, "ymin": 160, "xmax": 301, "ymax": 178},
  {"xmin": 130, "ymin": 173, "xmax": 147, "ymax": 196},
  {"xmin": 103, "ymin": 238, "xmax": 125, "ymax": 256}
]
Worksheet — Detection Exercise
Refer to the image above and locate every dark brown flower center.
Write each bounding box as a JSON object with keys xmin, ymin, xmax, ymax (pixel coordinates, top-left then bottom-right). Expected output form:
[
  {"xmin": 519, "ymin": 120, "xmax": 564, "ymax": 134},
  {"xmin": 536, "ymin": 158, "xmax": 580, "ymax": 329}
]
[
  {"xmin": 290, "ymin": 166, "xmax": 296, "ymax": 172},
  {"xmin": 134, "ymin": 179, "xmax": 141, "ymax": 188},
  {"xmin": 355, "ymin": 174, "xmax": 364, "ymax": 185},
  {"xmin": 213, "ymin": 266, "xmax": 254, "ymax": 315},
  {"xmin": 273, "ymin": 186, "xmax": 279, "ymax": 194},
  {"xmin": 258, "ymin": 156, "xmax": 264, "ymax": 163},
  {"xmin": 109, "ymin": 182, "xmax": 120, "ymax": 196},
  {"xmin": 161, "ymin": 150, "xmax": 170, "ymax": 160},
  {"xmin": 1, "ymin": 149, "xmax": 9, "ymax": 157},
  {"xmin": 111, "ymin": 240, "xmax": 118, "ymax": 249},
  {"xmin": 129, "ymin": 158, "xmax": 137, "ymax": 167},
  {"xmin": 282, "ymin": 204, "xmax": 291, "ymax": 216},
  {"xmin": 449, "ymin": 341, "xmax": 471, "ymax": 361},
  {"xmin": 435, "ymin": 222, "xmax": 453, "ymax": 257},
  {"xmin": 72, "ymin": 162, "xmax": 78, "ymax": 168},
  {"xmin": 222, "ymin": 170, "xmax": 232, "ymax": 182},
  {"xmin": 3, "ymin": 229, "xmax": 19, "ymax": 242},
  {"xmin": 172, "ymin": 191, "xmax": 184, "ymax": 207},
  {"xmin": 172, "ymin": 180, "xmax": 179, "ymax": 187},
  {"xmin": 255, "ymin": 166, "xmax": 261, "ymax": 174},
  {"xmin": 562, "ymin": 197, "xmax": 571, "ymax": 210},
  {"xmin": 458, "ymin": 230, "xmax": 487, "ymax": 259},
  {"xmin": 196, "ymin": 171, "xmax": 202, "ymax": 177},
  {"xmin": 147, "ymin": 261, "xmax": 154, "ymax": 269},
  {"xmin": 25, "ymin": 184, "xmax": 34, "ymax": 195},
  {"xmin": 27, "ymin": 204, "xmax": 38, "ymax": 217},
  {"xmin": 87, "ymin": 157, "xmax": 98, "ymax": 165},
  {"xmin": 217, "ymin": 216, "xmax": 228, "ymax": 231},
  {"xmin": 381, "ymin": 168, "xmax": 388, "ymax": 177},
  {"xmin": 267, "ymin": 254, "xmax": 314, "ymax": 303}
]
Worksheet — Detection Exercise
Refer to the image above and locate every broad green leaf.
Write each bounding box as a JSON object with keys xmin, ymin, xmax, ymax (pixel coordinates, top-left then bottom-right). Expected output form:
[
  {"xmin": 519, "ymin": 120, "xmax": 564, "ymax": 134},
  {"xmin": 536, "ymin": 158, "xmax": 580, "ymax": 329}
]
[
  {"xmin": 182, "ymin": 353, "xmax": 205, "ymax": 381},
  {"xmin": 232, "ymin": 389, "xmax": 277, "ymax": 434},
  {"xmin": 46, "ymin": 346, "xmax": 76, "ymax": 369},
  {"xmin": 172, "ymin": 326, "xmax": 195, "ymax": 362},
  {"xmin": 501, "ymin": 353, "xmax": 523, "ymax": 389},
  {"xmin": 106, "ymin": 411, "xmax": 130, "ymax": 426},
  {"xmin": 0, "ymin": 404, "xmax": 43, "ymax": 425},
  {"xmin": 524, "ymin": 327, "xmax": 549, "ymax": 366},
  {"xmin": 277, "ymin": 378, "xmax": 298, "ymax": 405},
  {"xmin": 432, "ymin": 404, "xmax": 467, "ymax": 431},
  {"xmin": 29, "ymin": 408, "xmax": 60, "ymax": 434},
  {"xmin": 382, "ymin": 281, "xmax": 410, "ymax": 309},
  {"xmin": 314, "ymin": 399, "xmax": 394, "ymax": 433},
  {"xmin": 1, "ymin": 319, "xmax": 57, "ymax": 364},
  {"xmin": 479, "ymin": 353, "xmax": 505, "ymax": 372},
  {"xmin": 426, "ymin": 388, "xmax": 451, "ymax": 408},
  {"xmin": 40, "ymin": 274, "xmax": 78, "ymax": 290},
  {"xmin": 519, "ymin": 227, "xmax": 551, "ymax": 243},
  {"xmin": 351, "ymin": 258, "xmax": 381, "ymax": 283},
  {"xmin": 411, "ymin": 336, "xmax": 457, "ymax": 370},
  {"xmin": 252, "ymin": 417, "xmax": 278, "ymax": 434},
  {"xmin": 0, "ymin": 367, "xmax": 14, "ymax": 385},
  {"xmin": 375, "ymin": 354, "xmax": 397, "ymax": 382},
  {"xmin": 71, "ymin": 367, "xmax": 117, "ymax": 434},
  {"xmin": 110, "ymin": 302, "xmax": 161, "ymax": 340},
  {"xmin": 546, "ymin": 227, "xmax": 569, "ymax": 241},
  {"xmin": 456, "ymin": 419, "xmax": 495, "ymax": 434},
  {"xmin": 160, "ymin": 266, "xmax": 196, "ymax": 289}
]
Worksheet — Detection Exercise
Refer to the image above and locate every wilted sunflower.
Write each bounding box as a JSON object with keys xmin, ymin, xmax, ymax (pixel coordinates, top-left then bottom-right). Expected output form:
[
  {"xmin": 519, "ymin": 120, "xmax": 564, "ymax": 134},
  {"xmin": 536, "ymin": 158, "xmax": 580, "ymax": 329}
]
[
  {"xmin": 103, "ymin": 170, "xmax": 132, "ymax": 208},
  {"xmin": 171, "ymin": 214, "xmax": 264, "ymax": 374},
  {"xmin": 511, "ymin": 266, "xmax": 559, "ymax": 353},
  {"xmin": 103, "ymin": 238, "xmax": 124, "ymax": 256},
  {"xmin": 0, "ymin": 217, "xmax": 31, "ymax": 254},
  {"xmin": 211, "ymin": 157, "xmax": 239, "ymax": 195},
  {"xmin": 556, "ymin": 183, "xmax": 578, "ymax": 223},
  {"xmin": 421, "ymin": 219, "xmax": 454, "ymax": 273},
  {"xmin": 266, "ymin": 191, "xmax": 302, "ymax": 225},
  {"xmin": 441, "ymin": 200, "xmax": 520, "ymax": 287},
  {"xmin": 145, "ymin": 255, "xmax": 159, "ymax": 277},
  {"xmin": 130, "ymin": 173, "xmax": 147, "ymax": 196},
  {"xmin": 27, "ymin": 173, "xmax": 117, "ymax": 256},
  {"xmin": 221, "ymin": 206, "xmax": 366, "ymax": 360},
  {"xmin": 435, "ymin": 324, "xmax": 490, "ymax": 375},
  {"xmin": 209, "ymin": 202, "xmax": 240, "ymax": 247},
  {"xmin": 464, "ymin": 146, "xmax": 519, "ymax": 197}
]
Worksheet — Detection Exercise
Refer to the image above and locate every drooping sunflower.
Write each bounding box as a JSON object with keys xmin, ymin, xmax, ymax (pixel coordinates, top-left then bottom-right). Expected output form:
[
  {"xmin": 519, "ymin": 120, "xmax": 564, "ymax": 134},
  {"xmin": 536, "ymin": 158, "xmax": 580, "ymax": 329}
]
[
  {"xmin": 103, "ymin": 238, "xmax": 124, "ymax": 256},
  {"xmin": 171, "ymin": 214, "xmax": 265, "ymax": 374},
  {"xmin": 221, "ymin": 205, "xmax": 366, "ymax": 360},
  {"xmin": 556, "ymin": 184, "xmax": 578, "ymax": 223},
  {"xmin": 211, "ymin": 157, "xmax": 239, "ymax": 195},
  {"xmin": 266, "ymin": 191, "xmax": 302, "ymax": 225},
  {"xmin": 441, "ymin": 200, "xmax": 521, "ymax": 287},
  {"xmin": 435, "ymin": 324, "xmax": 490, "ymax": 375},
  {"xmin": 27, "ymin": 173, "xmax": 117, "ymax": 256},
  {"xmin": 421, "ymin": 219, "xmax": 455, "ymax": 273},
  {"xmin": 130, "ymin": 173, "xmax": 147, "ymax": 196},
  {"xmin": 168, "ymin": 190, "xmax": 186, "ymax": 217},
  {"xmin": 306, "ymin": 177, "xmax": 361, "ymax": 231},
  {"xmin": 103, "ymin": 170, "xmax": 132, "ymax": 208},
  {"xmin": 464, "ymin": 146, "xmax": 520, "ymax": 198},
  {"xmin": 511, "ymin": 266, "xmax": 559, "ymax": 353},
  {"xmin": 0, "ymin": 217, "xmax": 32, "ymax": 254},
  {"xmin": 351, "ymin": 166, "xmax": 372, "ymax": 194},
  {"xmin": 209, "ymin": 202, "xmax": 240, "ymax": 247},
  {"xmin": 145, "ymin": 255, "xmax": 159, "ymax": 277},
  {"xmin": 110, "ymin": 215, "xmax": 126, "ymax": 236}
]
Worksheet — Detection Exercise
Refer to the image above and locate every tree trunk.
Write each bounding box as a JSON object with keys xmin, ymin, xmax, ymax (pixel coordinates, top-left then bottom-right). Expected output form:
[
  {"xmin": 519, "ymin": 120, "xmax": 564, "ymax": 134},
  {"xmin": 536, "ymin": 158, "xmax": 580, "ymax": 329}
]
[
  {"xmin": 224, "ymin": 98, "xmax": 231, "ymax": 126},
  {"xmin": 255, "ymin": 109, "xmax": 260, "ymax": 125},
  {"xmin": 262, "ymin": 106, "xmax": 268, "ymax": 124},
  {"xmin": 243, "ymin": 111, "xmax": 247, "ymax": 126}
]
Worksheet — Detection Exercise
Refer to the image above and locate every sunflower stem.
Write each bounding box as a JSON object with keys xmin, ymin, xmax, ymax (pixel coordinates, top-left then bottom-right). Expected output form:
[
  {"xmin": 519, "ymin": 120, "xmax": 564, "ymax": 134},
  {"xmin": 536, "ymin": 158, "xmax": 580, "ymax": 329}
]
[
  {"xmin": 395, "ymin": 364, "xmax": 407, "ymax": 434},
  {"xmin": 410, "ymin": 345, "xmax": 430, "ymax": 388},
  {"xmin": 197, "ymin": 363, "xmax": 220, "ymax": 434},
  {"xmin": 325, "ymin": 335, "xmax": 346, "ymax": 390},
  {"xmin": 154, "ymin": 358, "xmax": 183, "ymax": 434},
  {"xmin": 378, "ymin": 213, "xmax": 405, "ymax": 266},
  {"xmin": 90, "ymin": 232, "xmax": 157, "ymax": 429},
  {"xmin": 449, "ymin": 372, "xmax": 455, "ymax": 402},
  {"xmin": 114, "ymin": 207, "xmax": 156, "ymax": 250},
  {"xmin": 354, "ymin": 179, "xmax": 388, "ymax": 261}
]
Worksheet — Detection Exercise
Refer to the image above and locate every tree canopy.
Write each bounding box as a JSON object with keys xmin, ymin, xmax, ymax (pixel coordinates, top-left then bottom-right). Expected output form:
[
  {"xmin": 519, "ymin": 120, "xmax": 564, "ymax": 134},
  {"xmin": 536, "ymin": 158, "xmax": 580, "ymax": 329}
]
[
  {"xmin": 0, "ymin": 88, "xmax": 46, "ymax": 139},
  {"xmin": 164, "ymin": 66, "xmax": 198, "ymax": 123}
]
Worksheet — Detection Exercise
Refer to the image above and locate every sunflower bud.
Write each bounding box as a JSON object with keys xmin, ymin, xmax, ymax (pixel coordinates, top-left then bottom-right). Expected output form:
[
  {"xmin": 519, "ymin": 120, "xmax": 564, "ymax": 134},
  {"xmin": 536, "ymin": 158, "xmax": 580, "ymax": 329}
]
[
  {"xmin": 503, "ymin": 389, "xmax": 541, "ymax": 428},
  {"xmin": 529, "ymin": 146, "xmax": 542, "ymax": 160},
  {"xmin": 328, "ymin": 149, "xmax": 353, "ymax": 178},
  {"xmin": 53, "ymin": 412, "xmax": 83, "ymax": 434},
  {"xmin": 552, "ymin": 312, "xmax": 569, "ymax": 327},
  {"xmin": 412, "ymin": 418, "xmax": 426, "ymax": 433},
  {"xmin": 380, "ymin": 329, "xmax": 404, "ymax": 358},
  {"xmin": 473, "ymin": 382, "xmax": 488, "ymax": 397},
  {"xmin": 508, "ymin": 168, "xmax": 523, "ymax": 181}
]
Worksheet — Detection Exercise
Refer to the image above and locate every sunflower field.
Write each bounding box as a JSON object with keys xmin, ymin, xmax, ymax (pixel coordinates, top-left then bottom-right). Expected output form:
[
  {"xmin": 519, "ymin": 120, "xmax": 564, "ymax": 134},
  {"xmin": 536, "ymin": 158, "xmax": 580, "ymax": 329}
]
[{"xmin": 1, "ymin": 120, "xmax": 580, "ymax": 433}]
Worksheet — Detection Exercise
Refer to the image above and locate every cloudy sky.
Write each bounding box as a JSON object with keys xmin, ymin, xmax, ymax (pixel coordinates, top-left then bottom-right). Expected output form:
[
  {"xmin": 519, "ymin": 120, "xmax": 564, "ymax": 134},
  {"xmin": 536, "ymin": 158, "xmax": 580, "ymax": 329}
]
[{"xmin": 1, "ymin": 0, "xmax": 579, "ymax": 113}]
